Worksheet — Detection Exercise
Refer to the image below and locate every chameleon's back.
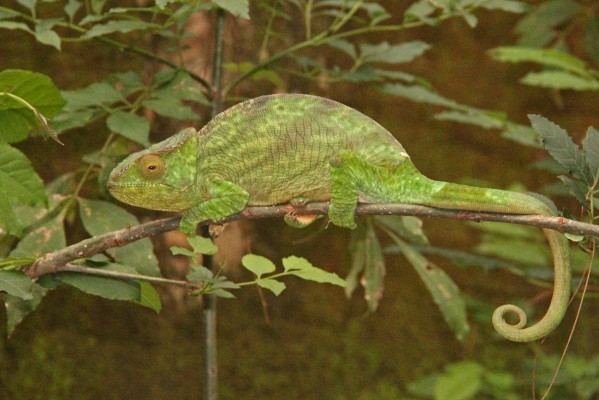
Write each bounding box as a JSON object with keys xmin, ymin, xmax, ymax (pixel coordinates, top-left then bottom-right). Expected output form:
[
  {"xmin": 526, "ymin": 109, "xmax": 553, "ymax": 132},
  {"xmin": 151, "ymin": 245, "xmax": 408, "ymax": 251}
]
[{"xmin": 196, "ymin": 94, "xmax": 408, "ymax": 205}]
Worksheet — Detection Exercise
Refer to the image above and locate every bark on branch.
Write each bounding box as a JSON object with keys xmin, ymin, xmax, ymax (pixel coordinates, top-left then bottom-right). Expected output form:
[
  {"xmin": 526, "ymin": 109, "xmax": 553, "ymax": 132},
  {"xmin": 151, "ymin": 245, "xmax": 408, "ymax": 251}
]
[{"xmin": 23, "ymin": 202, "xmax": 598, "ymax": 280}]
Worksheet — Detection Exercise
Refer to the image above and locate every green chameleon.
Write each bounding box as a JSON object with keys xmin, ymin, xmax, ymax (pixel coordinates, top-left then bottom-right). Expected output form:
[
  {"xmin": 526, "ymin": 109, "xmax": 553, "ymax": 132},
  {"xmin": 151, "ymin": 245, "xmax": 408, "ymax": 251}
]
[{"xmin": 108, "ymin": 94, "xmax": 570, "ymax": 343}]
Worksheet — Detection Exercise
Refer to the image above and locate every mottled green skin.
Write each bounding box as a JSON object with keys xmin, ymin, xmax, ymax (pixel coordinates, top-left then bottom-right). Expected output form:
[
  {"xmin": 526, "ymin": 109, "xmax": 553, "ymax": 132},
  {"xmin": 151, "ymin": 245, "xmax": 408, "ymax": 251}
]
[{"xmin": 108, "ymin": 94, "xmax": 570, "ymax": 342}]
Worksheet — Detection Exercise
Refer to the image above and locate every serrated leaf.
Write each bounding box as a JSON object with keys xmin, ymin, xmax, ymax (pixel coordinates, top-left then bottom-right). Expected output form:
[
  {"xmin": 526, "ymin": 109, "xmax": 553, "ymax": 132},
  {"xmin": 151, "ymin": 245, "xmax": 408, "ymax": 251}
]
[
  {"xmin": 0, "ymin": 144, "xmax": 46, "ymax": 209},
  {"xmin": 212, "ymin": 0, "xmax": 249, "ymax": 19},
  {"xmin": 360, "ymin": 41, "xmax": 430, "ymax": 64},
  {"xmin": 57, "ymin": 271, "xmax": 140, "ymax": 301},
  {"xmin": 187, "ymin": 236, "xmax": 218, "ymax": 255},
  {"xmin": 0, "ymin": 270, "xmax": 35, "ymax": 299},
  {"xmin": 583, "ymin": 127, "xmax": 599, "ymax": 178},
  {"xmin": 83, "ymin": 20, "xmax": 159, "ymax": 38},
  {"xmin": 379, "ymin": 83, "xmax": 460, "ymax": 108},
  {"xmin": 0, "ymin": 190, "xmax": 22, "ymax": 236},
  {"xmin": 78, "ymin": 198, "xmax": 159, "ymax": 276},
  {"xmin": 403, "ymin": 0, "xmax": 436, "ymax": 24},
  {"xmin": 558, "ymin": 175, "xmax": 590, "ymax": 208},
  {"xmin": 435, "ymin": 362, "xmax": 484, "ymax": 400},
  {"xmin": 0, "ymin": 69, "xmax": 65, "ymax": 143},
  {"xmin": 520, "ymin": 71, "xmax": 599, "ymax": 91},
  {"xmin": 392, "ymin": 235, "xmax": 469, "ymax": 341},
  {"xmin": 241, "ymin": 254, "xmax": 275, "ymax": 277},
  {"xmin": 256, "ymin": 278, "xmax": 286, "ymax": 296},
  {"xmin": 136, "ymin": 281, "xmax": 161, "ymax": 313},
  {"xmin": 3, "ymin": 283, "xmax": 46, "ymax": 336},
  {"xmin": 529, "ymin": 115, "xmax": 591, "ymax": 184},
  {"xmin": 106, "ymin": 111, "xmax": 150, "ymax": 146}
]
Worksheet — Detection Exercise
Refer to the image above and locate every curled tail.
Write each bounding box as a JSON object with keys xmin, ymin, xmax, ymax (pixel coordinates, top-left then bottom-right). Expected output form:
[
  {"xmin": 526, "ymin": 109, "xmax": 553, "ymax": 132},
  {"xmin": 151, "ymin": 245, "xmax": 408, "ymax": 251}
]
[{"xmin": 419, "ymin": 180, "xmax": 571, "ymax": 342}]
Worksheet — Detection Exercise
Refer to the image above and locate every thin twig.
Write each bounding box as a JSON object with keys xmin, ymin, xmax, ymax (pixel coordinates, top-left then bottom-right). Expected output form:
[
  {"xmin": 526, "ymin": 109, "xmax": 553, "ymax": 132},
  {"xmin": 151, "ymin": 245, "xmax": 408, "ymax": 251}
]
[{"xmin": 22, "ymin": 202, "xmax": 599, "ymax": 281}]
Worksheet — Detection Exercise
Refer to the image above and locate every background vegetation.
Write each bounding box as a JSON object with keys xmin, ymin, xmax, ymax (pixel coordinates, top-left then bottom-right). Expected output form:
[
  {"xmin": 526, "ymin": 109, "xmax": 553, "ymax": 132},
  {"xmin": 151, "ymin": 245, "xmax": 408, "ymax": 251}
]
[{"xmin": 1, "ymin": 0, "xmax": 599, "ymax": 399}]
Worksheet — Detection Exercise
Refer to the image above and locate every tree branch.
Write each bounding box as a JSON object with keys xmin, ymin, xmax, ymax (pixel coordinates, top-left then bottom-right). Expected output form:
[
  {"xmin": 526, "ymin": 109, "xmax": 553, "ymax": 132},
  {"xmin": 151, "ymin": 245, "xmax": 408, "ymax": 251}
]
[{"xmin": 23, "ymin": 202, "xmax": 599, "ymax": 280}]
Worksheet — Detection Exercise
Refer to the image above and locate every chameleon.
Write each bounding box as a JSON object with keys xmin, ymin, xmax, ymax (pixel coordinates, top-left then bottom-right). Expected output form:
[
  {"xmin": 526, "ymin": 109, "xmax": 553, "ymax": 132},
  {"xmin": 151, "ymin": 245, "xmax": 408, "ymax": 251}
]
[{"xmin": 108, "ymin": 93, "xmax": 570, "ymax": 343}]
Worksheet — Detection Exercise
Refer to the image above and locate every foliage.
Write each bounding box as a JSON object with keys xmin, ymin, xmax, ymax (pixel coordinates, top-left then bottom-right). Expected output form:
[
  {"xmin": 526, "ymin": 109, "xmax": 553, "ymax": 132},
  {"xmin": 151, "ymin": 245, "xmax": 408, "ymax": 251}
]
[
  {"xmin": 0, "ymin": 2, "xmax": 597, "ymax": 398},
  {"xmin": 404, "ymin": 354, "xmax": 599, "ymax": 400}
]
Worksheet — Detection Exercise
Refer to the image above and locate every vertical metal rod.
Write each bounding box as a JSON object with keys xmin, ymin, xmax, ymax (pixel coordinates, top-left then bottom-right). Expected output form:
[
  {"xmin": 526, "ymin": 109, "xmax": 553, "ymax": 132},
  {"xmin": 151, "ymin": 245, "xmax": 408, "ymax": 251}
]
[{"xmin": 203, "ymin": 7, "xmax": 226, "ymax": 400}]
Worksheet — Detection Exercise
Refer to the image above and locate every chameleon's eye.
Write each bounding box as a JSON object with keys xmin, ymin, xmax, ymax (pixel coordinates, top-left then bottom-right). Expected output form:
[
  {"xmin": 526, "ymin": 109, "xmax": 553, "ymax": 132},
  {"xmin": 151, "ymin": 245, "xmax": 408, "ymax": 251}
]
[{"xmin": 137, "ymin": 154, "xmax": 165, "ymax": 180}]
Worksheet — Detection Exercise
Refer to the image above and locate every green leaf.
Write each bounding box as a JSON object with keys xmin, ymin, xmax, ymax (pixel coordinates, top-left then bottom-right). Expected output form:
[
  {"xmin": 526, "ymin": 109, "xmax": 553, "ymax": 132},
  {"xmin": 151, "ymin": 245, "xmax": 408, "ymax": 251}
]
[
  {"xmin": 142, "ymin": 99, "xmax": 199, "ymax": 120},
  {"xmin": 360, "ymin": 41, "xmax": 430, "ymax": 64},
  {"xmin": 241, "ymin": 254, "xmax": 275, "ymax": 277},
  {"xmin": 514, "ymin": 1, "xmax": 581, "ymax": 47},
  {"xmin": 0, "ymin": 21, "xmax": 33, "ymax": 34},
  {"xmin": 61, "ymin": 81, "xmax": 124, "ymax": 108},
  {"xmin": 0, "ymin": 69, "xmax": 65, "ymax": 143},
  {"xmin": 328, "ymin": 39, "xmax": 357, "ymax": 59},
  {"xmin": 434, "ymin": 110, "xmax": 504, "ymax": 129},
  {"xmin": 480, "ymin": 0, "xmax": 528, "ymax": 13},
  {"xmin": 374, "ymin": 216, "xmax": 428, "ymax": 245},
  {"xmin": 34, "ymin": 20, "xmax": 62, "ymax": 50},
  {"xmin": 0, "ymin": 143, "xmax": 46, "ymax": 208},
  {"xmin": 520, "ymin": 71, "xmax": 599, "ymax": 91},
  {"xmin": 0, "ymin": 191, "xmax": 22, "ymax": 236},
  {"xmin": 392, "ymin": 235, "xmax": 469, "ymax": 341},
  {"xmin": 211, "ymin": 0, "xmax": 249, "ymax": 19},
  {"xmin": 582, "ymin": 127, "xmax": 599, "ymax": 178},
  {"xmin": 10, "ymin": 213, "xmax": 66, "ymax": 257},
  {"xmin": 211, "ymin": 289, "xmax": 236, "ymax": 298},
  {"xmin": 64, "ymin": 0, "xmax": 82, "ymax": 21},
  {"xmin": 403, "ymin": 0, "xmax": 436, "ymax": 24},
  {"xmin": 282, "ymin": 256, "xmax": 346, "ymax": 287},
  {"xmin": 380, "ymin": 83, "xmax": 460, "ymax": 108},
  {"xmin": 558, "ymin": 175, "xmax": 589, "ymax": 209},
  {"xmin": 256, "ymin": 278, "xmax": 286, "ymax": 296},
  {"xmin": 187, "ymin": 236, "xmax": 218, "ymax": 255},
  {"xmin": 0, "ymin": 270, "xmax": 35, "ymax": 300},
  {"xmin": 17, "ymin": 0, "xmax": 37, "ymax": 14},
  {"xmin": 289, "ymin": 267, "xmax": 347, "ymax": 287},
  {"xmin": 475, "ymin": 236, "xmax": 548, "ymax": 265},
  {"xmin": 434, "ymin": 362, "xmax": 484, "ymax": 400},
  {"xmin": 584, "ymin": 17, "xmax": 599, "ymax": 64},
  {"xmin": 83, "ymin": 20, "xmax": 159, "ymax": 38},
  {"xmin": 187, "ymin": 264, "xmax": 213, "ymax": 281},
  {"xmin": 489, "ymin": 47, "xmax": 592, "ymax": 77},
  {"xmin": 170, "ymin": 247, "xmax": 197, "ymax": 257},
  {"xmin": 136, "ymin": 281, "xmax": 162, "ymax": 313},
  {"xmin": 3, "ymin": 284, "xmax": 46, "ymax": 336},
  {"xmin": 281, "ymin": 255, "xmax": 312, "ymax": 272},
  {"xmin": 106, "ymin": 111, "xmax": 150, "ymax": 146},
  {"xmin": 78, "ymin": 199, "xmax": 160, "ymax": 276},
  {"xmin": 57, "ymin": 271, "xmax": 140, "ymax": 301},
  {"xmin": 529, "ymin": 114, "xmax": 591, "ymax": 184}
]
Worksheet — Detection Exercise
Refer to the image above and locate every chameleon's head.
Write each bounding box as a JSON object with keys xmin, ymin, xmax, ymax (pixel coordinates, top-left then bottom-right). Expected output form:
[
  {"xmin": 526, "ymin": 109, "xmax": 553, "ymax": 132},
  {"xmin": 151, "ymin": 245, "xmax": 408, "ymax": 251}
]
[{"xmin": 108, "ymin": 128, "xmax": 198, "ymax": 212}]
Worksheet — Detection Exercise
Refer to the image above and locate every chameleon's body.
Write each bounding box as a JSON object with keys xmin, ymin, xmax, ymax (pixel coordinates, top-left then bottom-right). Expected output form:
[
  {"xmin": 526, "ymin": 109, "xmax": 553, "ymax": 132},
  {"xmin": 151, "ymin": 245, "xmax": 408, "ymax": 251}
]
[{"xmin": 108, "ymin": 94, "xmax": 570, "ymax": 343}]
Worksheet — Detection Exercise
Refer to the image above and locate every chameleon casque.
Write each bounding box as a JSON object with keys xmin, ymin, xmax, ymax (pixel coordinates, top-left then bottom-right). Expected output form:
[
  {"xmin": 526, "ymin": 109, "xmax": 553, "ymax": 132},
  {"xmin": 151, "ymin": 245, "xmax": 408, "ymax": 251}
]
[{"xmin": 108, "ymin": 94, "xmax": 570, "ymax": 343}]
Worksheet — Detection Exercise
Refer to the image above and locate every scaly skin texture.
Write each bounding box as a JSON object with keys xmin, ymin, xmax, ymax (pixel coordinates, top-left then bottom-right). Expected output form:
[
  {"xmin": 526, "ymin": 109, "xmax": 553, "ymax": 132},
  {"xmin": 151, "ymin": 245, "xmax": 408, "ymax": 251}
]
[{"xmin": 108, "ymin": 94, "xmax": 570, "ymax": 342}]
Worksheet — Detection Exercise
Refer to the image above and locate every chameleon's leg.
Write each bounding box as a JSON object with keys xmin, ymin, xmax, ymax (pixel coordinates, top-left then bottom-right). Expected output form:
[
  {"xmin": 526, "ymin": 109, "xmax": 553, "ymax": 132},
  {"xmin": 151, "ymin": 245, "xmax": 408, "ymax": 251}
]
[
  {"xmin": 329, "ymin": 151, "xmax": 360, "ymax": 229},
  {"xmin": 283, "ymin": 196, "xmax": 321, "ymax": 228},
  {"xmin": 180, "ymin": 180, "xmax": 250, "ymax": 235}
]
